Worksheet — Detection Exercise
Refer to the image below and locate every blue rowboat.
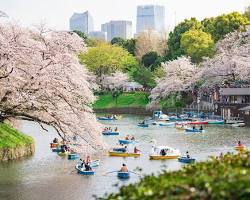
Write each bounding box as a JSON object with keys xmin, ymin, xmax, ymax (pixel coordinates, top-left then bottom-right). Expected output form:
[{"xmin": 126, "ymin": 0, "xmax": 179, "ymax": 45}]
[
  {"xmin": 185, "ymin": 128, "xmax": 205, "ymax": 133},
  {"xmin": 137, "ymin": 123, "xmax": 149, "ymax": 127},
  {"xmin": 159, "ymin": 122, "xmax": 175, "ymax": 127},
  {"xmin": 113, "ymin": 148, "xmax": 126, "ymax": 152},
  {"xmin": 68, "ymin": 153, "xmax": 79, "ymax": 160},
  {"xmin": 102, "ymin": 131, "xmax": 119, "ymax": 136},
  {"xmin": 178, "ymin": 157, "xmax": 196, "ymax": 163},
  {"xmin": 97, "ymin": 117, "xmax": 115, "ymax": 121},
  {"xmin": 75, "ymin": 165, "xmax": 95, "ymax": 175},
  {"xmin": 117, "ymin": 172, "xmax": 130, "ymax": 179},
  {"xmin": 118, "ymin": 139, "xmax": 135, "ymax": 145},
  {"xmin": 51, "ymin": 148, "xmax": 62, "ymax": 153}
]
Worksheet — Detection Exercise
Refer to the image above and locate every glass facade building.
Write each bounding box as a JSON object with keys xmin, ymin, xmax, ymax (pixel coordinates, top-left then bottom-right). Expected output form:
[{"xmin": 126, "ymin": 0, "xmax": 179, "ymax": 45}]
[{"xmin": 69, "ymin": 11, "xmax": 93, "ymax": 34}]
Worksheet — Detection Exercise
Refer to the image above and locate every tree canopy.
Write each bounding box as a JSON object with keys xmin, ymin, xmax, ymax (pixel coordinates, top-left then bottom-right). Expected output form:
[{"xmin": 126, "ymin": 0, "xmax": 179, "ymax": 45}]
[
  {"xmin": 141, "ymin": 51, "xmax": 159, "ymax": 68},
  {"xmin": 79, "ymin": 43, "xmax": 139, "ymax": 77},
  {"xmin": 181, "ymin": 29, "xmax": 215, "ymax": 63}
]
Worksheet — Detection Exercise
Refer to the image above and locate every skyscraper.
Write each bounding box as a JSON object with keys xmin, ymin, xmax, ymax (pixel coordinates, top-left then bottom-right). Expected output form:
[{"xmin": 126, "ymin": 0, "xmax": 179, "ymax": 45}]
[
  {"xmin": 89, "ymin": 31, "xmax": 107, "ymax": 41},
  {"xmin": 69, "ymin": 11, "xmax": 93, "ymax": 34},
  {"xmin": 136, "ymin": 5, "xmax": 165, "ymax": 34},
  {"xmin": 103, "ymin": 20, "xmax": 132, "ymax": 41}
]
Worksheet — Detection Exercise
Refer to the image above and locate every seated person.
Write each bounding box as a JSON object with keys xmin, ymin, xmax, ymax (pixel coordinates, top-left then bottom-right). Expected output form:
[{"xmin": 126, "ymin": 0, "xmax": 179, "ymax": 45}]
[
  {"xmin": 53, "ymin": 138, "xmax": 58, "ymax": 143},
  {"xmin": 124, "ymin": 146, "xmax": 128, "ymax": 152},
  {"xmin": 134, "ymin": 147, "xmax": 140, "ymax": 153},
  {"xmin": 85, "ymin": 163, "xmax": 92, "ymax": 171},
  {"xmin": 114, "ymin": 127, "xmax": 118, "ymax": 132},
  {"xmin": 120, "ymin": 163, "xmax": 128, "ymax": 172},
  {"xmin": 186, "ymin": 151, "xmax": 190, "ymax": 159},
  {"xmin": 193, "ymin": 126, "xmax": 196, "ymax": 130},
  {"xmin": 200, "ymin": 126, "xmax": 203, "ymax": 130},
  {"xmin": 238, "ymin": 141, "xmax": 242, "ymax": 146},
  {"xmin": 125, "ymin": 135, "xmax": 129, "ymax": 140},
  {"xmin": 131, "ymin": 136, "xmax": 135, "ymax": 140},
  {"xmin": 79, "ymin": 159, "xmax": 85, "ymax": 168},
  {"xmin": 160, "ymin": 149, "xmax": 166, "ymax": 156},
  {"xmin": 86, "ymin": 155, "xmax": 91, "ymax": 163}
]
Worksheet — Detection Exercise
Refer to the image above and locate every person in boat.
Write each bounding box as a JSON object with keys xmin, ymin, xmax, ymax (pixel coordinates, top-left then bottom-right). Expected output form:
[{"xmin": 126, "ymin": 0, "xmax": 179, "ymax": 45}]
[
  {"xmin": 85, "ymin": 162, "xmax": 92, "ymax": 171},
  {"xmin": 200, "ymin": 126, "xmax": 203, "ymax": 131},
  {"xmin": 113, "ymin": 115, "xmax": 117, "ymax": 120},
  {"xmin": 85, "ymin": 155, "xmax": 91, "ymax": 163},
  {"xmin": 219, "ymin": 152, "xmax": 223, "ymax": 159},
  {"xmin": 61, "ymin": 144, "xmax": 67, "ymax": 153},
  {"xmin": 134, "ymin": 146, "xmax": 140, "ymax": 154},
  {"xmin": 186, "ymin": 151, "xmax": 190, "ymax": 159},
  {"xmin": 120, "ymin": 163, "xmax": 128, "ymax": 172},
  {"xmin": 193, "ymin": 126, "xmax": 196, "ymax": 130},
  {"xmin": 131, "ymin": 136, "xmax": 135, "ymax": 140},
  {"xmin": 125, "ymin": 135, "xmax": 129, "ymax": 140},
  {"xmin": 160, "ymin": 149, "xmax": 166, "ymax": 156},
  {"xmin": 124, "ymin": 146, "xmax": 128, "ymax": 152},
  {"xmin": 53, "ymin": 138, "xmax": 58, "ymax": 143},
  {"xmin": 79, "ymin": 159, "xmax": 85, "ymax": 168},
  {"xmin": 114, "ymin": 127, "xmax": 118, "ymax": 132},
  {"xmin": 238, "ymin": 141, "xmax": 242, "ymax": 146}
]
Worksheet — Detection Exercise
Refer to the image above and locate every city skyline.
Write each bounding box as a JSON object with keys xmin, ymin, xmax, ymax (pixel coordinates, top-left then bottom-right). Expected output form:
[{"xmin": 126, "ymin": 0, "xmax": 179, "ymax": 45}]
[{"xmin": 1, "ymin": 0, "xmax": 250, "ymax": 33}]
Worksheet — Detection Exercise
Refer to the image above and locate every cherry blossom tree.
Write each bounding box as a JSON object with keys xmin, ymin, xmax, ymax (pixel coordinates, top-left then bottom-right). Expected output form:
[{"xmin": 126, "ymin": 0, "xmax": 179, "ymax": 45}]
[
  {"xmin": 201, "ymin": 27, "xmax": 250, "ymax": 87},
  {"xmin": 0, "ymin": 23, "xmax": 106, "ymax": 153},
  {"xmin": 149, "ymin": 57, "xmax": 199, "ymax": 103},
  {"xmin": 100, "ymin": 71, "xmax": 129, "ymax": 90}
]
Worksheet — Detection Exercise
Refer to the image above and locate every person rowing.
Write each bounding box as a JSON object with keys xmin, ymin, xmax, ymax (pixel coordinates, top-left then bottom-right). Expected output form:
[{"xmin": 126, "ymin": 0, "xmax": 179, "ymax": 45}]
[
  {"xmin": 134, "ymin": 146, "xmax": 140, "ymax": 154},
  {"xmin": 120, "ymin": 163, "xmax": 128, "ymax": 172},
  {"xmin": 199, "ymin": 126, "xmax": 203, "ymax": 130},
  {"xmin": 53, "ymin": 138, "xmax": 58, "ymax": 143},
  {"xmin": 186, "ymin": 151, "xmax": 190, "ymax": 159},
  {"xmin": 85, "ymin": 162, "xmax": 92, "ymax": 171},
  {"xmin": 237, "ymin": 140, "xmax": 242, "ymax": 146}
]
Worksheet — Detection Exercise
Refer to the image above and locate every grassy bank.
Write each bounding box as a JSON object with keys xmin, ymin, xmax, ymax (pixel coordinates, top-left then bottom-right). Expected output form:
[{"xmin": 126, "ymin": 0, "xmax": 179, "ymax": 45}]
[
  {"xmin": 93, "ymin": 92, "xmax": 149, "ymax": 109},
  {"xmin": 0, "ymin": 123, "xmax": 34, "ymax": 149},
  {"xmin": 100, "ymin": 152, "xmax": 250, "ymax": 200}
]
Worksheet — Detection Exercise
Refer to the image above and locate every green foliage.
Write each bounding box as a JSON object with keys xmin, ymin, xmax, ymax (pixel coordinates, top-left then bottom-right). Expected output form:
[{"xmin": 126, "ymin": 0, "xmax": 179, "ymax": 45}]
[
  {"xmin": 160, "ymin": 92, "xmax": 193, "ymax": 108},
  {"xmin": 244, "ymin": 5, "xmax": 250, "ymax": 20},
  {"xmin": 93, "ymin": 92, "xmax": 149, "ymax": 109},
  {"xmin": 167, "ymin": 18, "xmax": 202, "ymax": 60},
  {"xmin": 132, "ymin": 67, "xmax": 156, "ymax": 89},
  {"xmin": 141, "ymin": 51, "xmax": 159, "ymax": 68},
  {"xmin": 181, "ymin": 29, "xmax": 215, "ymax": 63},
  {"xmin": 111, "ymin": 37, "xmax": 125, "ymax": 46},
  {"xmin": 202, "ymin": 12, "xmax": 249, "ymax": 42},
  {"xmin": 73, "ymin": 30, "xmax": 88, "ymax": 40},
  {"xmin": 100, "ymin": 151, "xmax": 250, "ymax": 200},
  {"xmin": 122, "ymin": 38, "xmax": 136, "ymax": 56},
  {"xmin": 0, "ymin": 123, "xmax": 34, "ymax": 149},
  {"xmin": 79, "ymin": 43, "xmax": 139, "ymax": 76}
]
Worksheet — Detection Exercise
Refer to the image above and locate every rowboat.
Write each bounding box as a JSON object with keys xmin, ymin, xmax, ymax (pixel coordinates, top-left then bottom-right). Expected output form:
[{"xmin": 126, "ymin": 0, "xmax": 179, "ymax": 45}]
[
  {"xmin": 159, "ymin": 122, "xmax": 175, "ymax": 127},
  {"xmin": 118, "ymin": 139, "xmax": 136, "ymax": 145},
  {"xmin": 108, "ymin": 151, "xmax": 141, "ymax": 157},
  {"xmin": 149, "ymin": 146, "xmax": 181, "ymax": 160},
  {"xmin": 178, "ymin": 157, "xmax": 196, "ymax": 163},
  {"xmin": 231, "ymin": 123, "xmax": 246, "ymax": 127},
  {"xmin": 51, "ymin": 148, "xmax": 62, "ymax": 153},
  {"xmin": 137, "ymin": 123, "xmax": 149, "ymax": 127},
  {"xmin": 117, "ymin": 172, "xmax": 130, "ymax": 179},
  {"xmin": 189, "ymin": 121, "xmax": 208, "ymax": 125},
  {"xmin": 68, "ymin": 153, "xmax": 79, "ymax": 160},
  {"xmin": 50, "ymin": 143, "xmax": 59, "ymax": 148},
  {"xmin": 102, "ymin": 131, "xmax": 119, "ymax": 136},
  {"xmin": 185, "ymin": 128, "xmax": 205, "ymax": 133},
  {"xmin": 75, "ymin": 165, "xmax": 95, "ymax": 175},
  {"xmin": 208, "ymin": 120, "xmax": 224, "ymax": 125},
  {"xmin": 234, "ymin": 145, "xmax": 247, "ymax": 151},
  {"xmin": 97, "ymin": 117, "xmax": 116, "ymax": 121},
  {"xmin": 57, "ymin": 151, "xmax": 69, "ymax": 156},
  {"xmin": 76, "ymin": 160, "xmax": 100, "ymax": 168}
]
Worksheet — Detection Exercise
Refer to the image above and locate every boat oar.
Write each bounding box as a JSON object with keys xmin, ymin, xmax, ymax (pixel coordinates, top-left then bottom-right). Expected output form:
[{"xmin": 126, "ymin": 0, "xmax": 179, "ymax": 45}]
[
  {"xmin": 129, "ymin": 171, "xmax": 141, "ymax": 176},
  {"xmin": 104, "ymin": 170, "xmax": 118, "ymax": 175}
]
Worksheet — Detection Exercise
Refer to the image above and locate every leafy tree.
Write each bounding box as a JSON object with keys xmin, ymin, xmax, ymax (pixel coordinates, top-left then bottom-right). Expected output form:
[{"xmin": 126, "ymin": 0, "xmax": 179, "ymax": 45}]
[
  {"xmin": 180, "ymin": 29, "xmax": 215, "ymax": 63},
  {"xmin": 111, "ymin": 37, "xmax": 125, "ymax": 46},
  {"xmin": 202, "ymin": 12, "xmax": 249, "ymax": 42},
  {"xmin": 73, "ymin": 30, "xmax": 87, "ymax": 40},
  {"xmin": 141, "ymin": 51, "xmax": 159, "ymax": 68},
  {"xmin": 167, "ymin": 18, "xmax": 202, "ymax": 60},
  {"xmin": 244, "ymin": 5, "xmax": 250, "ymax": 20},
  {"xmin": 132, "ymin": 67, "xmax": 156, "ymax": 89},
  {"xmin": 79, "ymin": 43, "xmax": 139, "ymax": 77},
  {"xmin": 123, "ymin": 38, "xmax": 136, "ymax": 56}
]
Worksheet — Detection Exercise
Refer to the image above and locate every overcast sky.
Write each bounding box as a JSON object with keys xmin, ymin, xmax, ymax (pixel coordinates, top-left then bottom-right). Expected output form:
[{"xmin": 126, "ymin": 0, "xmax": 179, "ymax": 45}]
[{"xmin": 1, "ymin": 0, "xmax": 250, "ymax": 33}]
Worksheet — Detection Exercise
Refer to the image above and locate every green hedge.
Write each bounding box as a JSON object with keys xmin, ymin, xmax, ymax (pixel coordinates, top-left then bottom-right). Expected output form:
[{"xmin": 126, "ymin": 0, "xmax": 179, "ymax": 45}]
[
  {"xmin": 0, "ymin": 123, "xmax": 34, "ymax": 149},
  {"xmin": 99, "ymin": 152, "xmax": 250, "ymax": 200}
]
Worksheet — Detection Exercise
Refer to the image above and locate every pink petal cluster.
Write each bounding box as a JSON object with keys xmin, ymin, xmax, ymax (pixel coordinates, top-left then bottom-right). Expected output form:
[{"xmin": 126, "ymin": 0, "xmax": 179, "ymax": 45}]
[
  {"xmin": 0, "ymin": 23, "xmax": 106, "ymax": 153},
  {"xmin": 100, "ymin": 71, "xmax": 129, "ymax": 90}
]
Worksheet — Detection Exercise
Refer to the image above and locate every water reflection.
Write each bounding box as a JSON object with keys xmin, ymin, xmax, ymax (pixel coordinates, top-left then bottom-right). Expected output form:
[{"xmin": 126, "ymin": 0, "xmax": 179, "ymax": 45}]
[{"xmin": 0, "ymin": 115, "xmax": 249, "ymax": 200}]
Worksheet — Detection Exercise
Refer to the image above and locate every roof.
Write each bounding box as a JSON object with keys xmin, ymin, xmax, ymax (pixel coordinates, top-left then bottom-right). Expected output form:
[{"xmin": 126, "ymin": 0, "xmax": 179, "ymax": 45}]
[
  {"xmin": 220, "ymin": 88, "xmax": 250, "ymax": 96},
  {"xmin": 239, "ymin": 105, "xmax": 250, "ymax": 111}
]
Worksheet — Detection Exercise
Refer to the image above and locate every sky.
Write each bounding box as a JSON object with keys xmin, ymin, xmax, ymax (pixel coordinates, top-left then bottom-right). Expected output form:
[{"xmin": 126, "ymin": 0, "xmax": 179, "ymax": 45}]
[{"xmin": 1, "ymin": 0, "xmax": 250, "ymax": 33}]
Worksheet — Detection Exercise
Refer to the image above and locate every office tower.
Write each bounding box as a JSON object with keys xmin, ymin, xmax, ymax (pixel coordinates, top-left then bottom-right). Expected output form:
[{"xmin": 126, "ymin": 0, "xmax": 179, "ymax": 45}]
[
  {"xmin": 104, "ymin": 20, "xmax": 132, "ymax": 41},
  {"xmin": 69, "ymin": 11, "xmax": 93, "ymax": 34},
  {"xmin": 136, "ymin": 5, "xmax": 165, "ymax": 34}
]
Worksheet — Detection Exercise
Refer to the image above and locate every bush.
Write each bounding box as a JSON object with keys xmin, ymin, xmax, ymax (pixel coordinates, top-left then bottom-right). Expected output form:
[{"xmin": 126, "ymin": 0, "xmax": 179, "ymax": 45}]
[{"xmin": 99, "ymin": 151, "xmax": 250, "ymax": 200}]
